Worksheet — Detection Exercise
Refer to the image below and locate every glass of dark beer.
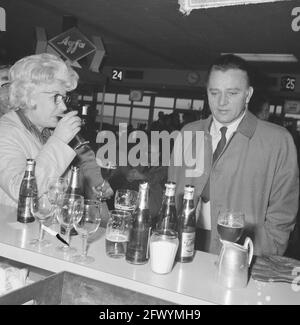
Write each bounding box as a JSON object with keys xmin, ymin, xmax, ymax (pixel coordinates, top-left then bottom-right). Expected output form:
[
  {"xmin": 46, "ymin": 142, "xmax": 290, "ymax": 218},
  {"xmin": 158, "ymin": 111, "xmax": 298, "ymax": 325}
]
[{"xmin": 217, "ymin": 210, "xmax": 245, "ymax": 242}]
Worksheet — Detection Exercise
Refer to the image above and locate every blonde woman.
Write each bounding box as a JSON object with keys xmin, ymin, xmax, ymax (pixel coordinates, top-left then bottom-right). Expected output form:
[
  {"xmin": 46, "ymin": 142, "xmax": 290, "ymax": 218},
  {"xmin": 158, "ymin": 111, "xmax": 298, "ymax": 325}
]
[{"xmin": 0, "ymin": 53, "xmax": 114, "ymax": 210}]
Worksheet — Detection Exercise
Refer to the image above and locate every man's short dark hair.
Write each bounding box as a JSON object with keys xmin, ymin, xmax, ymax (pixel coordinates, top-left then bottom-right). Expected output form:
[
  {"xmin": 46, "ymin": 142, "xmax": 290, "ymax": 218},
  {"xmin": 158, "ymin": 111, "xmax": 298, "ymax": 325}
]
[{"xmin": 207, "ymin": 54, "xmax": 253, "ymax": 86}]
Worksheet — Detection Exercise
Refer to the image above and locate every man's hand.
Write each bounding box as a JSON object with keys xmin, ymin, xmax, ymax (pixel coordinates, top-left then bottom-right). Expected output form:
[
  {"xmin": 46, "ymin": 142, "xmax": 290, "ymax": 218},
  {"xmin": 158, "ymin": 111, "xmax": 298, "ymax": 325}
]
[
  {"xmin": 92, "ymin": 181, "xmax": 114, "ymax": 201},
  {"xmin": 52, "ymin": 111, "xmax": 81, "ymax": 144}
]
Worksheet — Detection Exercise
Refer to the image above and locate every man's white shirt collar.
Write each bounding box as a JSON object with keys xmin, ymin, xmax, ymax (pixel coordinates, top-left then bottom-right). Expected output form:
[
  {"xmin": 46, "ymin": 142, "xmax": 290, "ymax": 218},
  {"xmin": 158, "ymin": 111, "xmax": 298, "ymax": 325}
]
[{"xmin": 211, "ymin": 109, "xmax": 247, "ymax": 141}]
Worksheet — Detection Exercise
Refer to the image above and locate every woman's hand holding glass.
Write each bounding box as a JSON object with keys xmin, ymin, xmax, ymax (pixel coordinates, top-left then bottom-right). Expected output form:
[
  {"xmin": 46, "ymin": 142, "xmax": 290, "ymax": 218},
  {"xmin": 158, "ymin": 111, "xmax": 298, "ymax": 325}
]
[
  {"xmin": 71, "ymin": 199, "xmax": 102, "ymax": 264},
  {"xmin": 30, "ymin": 193, "xmax": 54, "ymax": 248},
  {"xmin": 56, "ymin": 193, "xmax": 84, "ymax": 254}
]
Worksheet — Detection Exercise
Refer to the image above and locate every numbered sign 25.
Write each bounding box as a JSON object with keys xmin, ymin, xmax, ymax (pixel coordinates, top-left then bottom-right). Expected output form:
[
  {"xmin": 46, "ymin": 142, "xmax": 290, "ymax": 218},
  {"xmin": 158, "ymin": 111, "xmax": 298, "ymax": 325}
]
[
  {"xmin": 112, "ymin": 69, "xmax": 123, "ymax": 81},
  {"xmin": 281, "ymin": 76, "xmax": 296, "ymax": 91}
]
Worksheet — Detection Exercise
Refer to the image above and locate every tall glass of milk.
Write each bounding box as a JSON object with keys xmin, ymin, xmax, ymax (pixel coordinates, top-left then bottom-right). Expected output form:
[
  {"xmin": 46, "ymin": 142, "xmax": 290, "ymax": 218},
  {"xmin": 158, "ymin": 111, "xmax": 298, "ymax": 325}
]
[{"xmin": 150, "ymin": 229, "xmax": 179, "ymax": 274}]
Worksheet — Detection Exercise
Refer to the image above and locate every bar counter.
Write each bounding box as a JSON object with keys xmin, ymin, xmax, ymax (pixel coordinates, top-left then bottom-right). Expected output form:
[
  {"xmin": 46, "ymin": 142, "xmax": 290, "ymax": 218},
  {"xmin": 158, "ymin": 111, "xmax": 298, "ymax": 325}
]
[{"xmin": 0, "ymin": 204, "xmax": 298, "ymax": 305}]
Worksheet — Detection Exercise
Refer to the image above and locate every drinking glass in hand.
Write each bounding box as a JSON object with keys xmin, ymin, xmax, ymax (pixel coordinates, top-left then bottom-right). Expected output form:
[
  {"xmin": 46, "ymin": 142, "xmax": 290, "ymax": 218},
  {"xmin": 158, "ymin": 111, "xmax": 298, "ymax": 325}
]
[
  {"xmin": 105, "ymin": 210, "xmax": 131, "ymax": 258},
  {"xmin": 114, "ymin": 189, "xmax": 138, "ymax": 212},
  {"xmin": 71, "ymin": 200, "xmax": 102, "ymax": 264},
  {"xmin": 47, "ymin": 177, "xmax": 68, "ymax": 223},
  {"xmin": 30, "ymin": 193, "xmax": 54, "ymax": 248},
  {"xmin": 217, "ymin": 211, "xmax": 245, "ymax": 242},
  {"xmin": 56, "ymin": 193, "xmax": 84, "ymax": 254}
]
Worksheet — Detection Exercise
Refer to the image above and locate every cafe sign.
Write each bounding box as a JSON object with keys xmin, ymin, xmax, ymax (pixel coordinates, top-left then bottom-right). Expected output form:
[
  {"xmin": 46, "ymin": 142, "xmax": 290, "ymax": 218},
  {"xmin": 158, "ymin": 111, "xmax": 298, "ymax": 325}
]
[{"xmin": 48, "ymin": 27, "xmax": 96, "ymax": 62}]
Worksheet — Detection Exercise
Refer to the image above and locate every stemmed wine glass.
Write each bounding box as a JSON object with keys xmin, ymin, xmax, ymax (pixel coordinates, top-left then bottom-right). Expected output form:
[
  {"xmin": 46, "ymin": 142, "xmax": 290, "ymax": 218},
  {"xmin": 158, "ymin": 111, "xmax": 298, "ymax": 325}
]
[
  {"xmin": 29, "ymin": 193, "xmax": 54, "ymax": 248},
  {"xmin": 217, "ymin": 210, "xmax": 245, "ymax": 243},
  {"xmin": 71, "ymin": 199, "xmax": 102, "ymax": 264},
  {"xmin": 46, "ymin": 177, "xmax": 68, "ymax": 223},
  {"xmin": 56, "ymin": 193, "xmax": 84, "ymax": 254},
  {"xmin": 94, "ymin": 157, "xmax": 116, "ymax": 201}
]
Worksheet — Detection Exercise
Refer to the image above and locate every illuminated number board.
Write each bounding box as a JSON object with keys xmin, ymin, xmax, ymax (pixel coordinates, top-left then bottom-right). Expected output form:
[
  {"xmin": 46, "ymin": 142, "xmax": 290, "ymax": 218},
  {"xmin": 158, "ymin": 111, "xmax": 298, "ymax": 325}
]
[
  {"xmin": 112, "ymin": 69, "xmax": 123, "ymax": 81},
  {"xmin": 281, "ymin": 76, "xmax": 296, "ymax": 91}
]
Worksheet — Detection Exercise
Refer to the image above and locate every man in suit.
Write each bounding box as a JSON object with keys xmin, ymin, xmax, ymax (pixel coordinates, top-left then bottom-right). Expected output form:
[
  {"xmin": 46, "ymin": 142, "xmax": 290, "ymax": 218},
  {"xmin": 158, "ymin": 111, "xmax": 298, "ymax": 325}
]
[{"xmin": 168, "ymin": 54, "xmax": 299, "ymax": 256}]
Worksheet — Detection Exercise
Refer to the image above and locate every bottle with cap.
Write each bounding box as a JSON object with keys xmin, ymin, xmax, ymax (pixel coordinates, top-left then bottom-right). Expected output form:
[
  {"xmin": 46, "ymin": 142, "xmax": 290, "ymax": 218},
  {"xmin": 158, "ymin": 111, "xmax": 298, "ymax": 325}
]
[
  {"xmin": 17, "ymin": 159, "xmax": 38, "ymax": 223},
  {"xmin": 176, "ymin": 185, "xmax": 196, "ymax": 263},
  {"xmin": 126, "ymin": 182, "xmax": 151, "ymax": 265},
  {"xmin": 155, "ymin": 182, "xmax": 177, "ymax": 232}
]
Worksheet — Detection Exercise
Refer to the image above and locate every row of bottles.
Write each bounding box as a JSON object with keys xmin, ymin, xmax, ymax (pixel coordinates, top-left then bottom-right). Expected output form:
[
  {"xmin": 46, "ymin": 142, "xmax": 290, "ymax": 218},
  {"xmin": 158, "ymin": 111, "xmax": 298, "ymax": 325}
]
[
  {"xmin": 156, "ymin": 182, "xmax": 196, "ymax": 263},
  {"xmin": 126, "ymin": 180, "xmax": 196, "ymax": 265},
  {"xmin": 17, "ymin": 160, "xmax": 196, "ymax": 266}
]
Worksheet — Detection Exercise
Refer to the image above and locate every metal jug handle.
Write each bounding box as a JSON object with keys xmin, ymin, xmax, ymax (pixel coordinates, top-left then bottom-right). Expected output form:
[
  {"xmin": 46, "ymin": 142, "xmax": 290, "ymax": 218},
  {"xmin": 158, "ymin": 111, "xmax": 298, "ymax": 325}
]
[{"xmin": 243, "ymin": 237, "xmax": 254, "ymax": 265}]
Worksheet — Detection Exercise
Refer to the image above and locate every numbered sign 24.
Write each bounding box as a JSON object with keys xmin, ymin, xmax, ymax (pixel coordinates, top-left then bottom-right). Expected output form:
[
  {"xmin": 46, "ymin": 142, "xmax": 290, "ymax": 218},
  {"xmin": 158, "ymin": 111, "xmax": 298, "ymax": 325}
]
[{"xmin": 112, "ymin": 69, "xmax": 123, "ymax": 81}]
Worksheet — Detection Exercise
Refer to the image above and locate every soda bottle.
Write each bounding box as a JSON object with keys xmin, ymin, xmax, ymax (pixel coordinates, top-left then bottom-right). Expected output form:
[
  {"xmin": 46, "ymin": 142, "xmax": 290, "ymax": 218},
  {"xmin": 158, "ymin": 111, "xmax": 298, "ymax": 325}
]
[
  {"xmin": 66, "ymin": 166, "xmax": 81, "ymax": 196},
  {"xmin": 176, "ymin": 185, "xmax": 196, "ymax": 263},
  {"xmin": 126, "ymin": 182, "xmax": 151, "ymax": 265},
  {"xmin": 17, "ymin": 159, "xmax": 38, "ymax": 223},
  {"xmin": 156, "ymin": 182, "xmax": 177, "ymax": 232},
  {"xmin": 60, "ymin": 166, "xmax": 81, "ymax": 235}
]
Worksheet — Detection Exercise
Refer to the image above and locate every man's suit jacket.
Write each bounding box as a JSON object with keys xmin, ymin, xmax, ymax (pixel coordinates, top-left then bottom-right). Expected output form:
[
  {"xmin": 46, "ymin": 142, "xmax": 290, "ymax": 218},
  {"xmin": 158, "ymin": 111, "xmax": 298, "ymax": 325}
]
[{"xmin": 168, "ymin": 111, "xmax": 299, "ymax": 256}]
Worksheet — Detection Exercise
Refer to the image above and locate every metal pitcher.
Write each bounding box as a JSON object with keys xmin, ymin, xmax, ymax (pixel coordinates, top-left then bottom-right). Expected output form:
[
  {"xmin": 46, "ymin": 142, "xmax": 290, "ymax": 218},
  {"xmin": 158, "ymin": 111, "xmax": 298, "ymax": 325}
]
[{"xmin": 218, "ymin": 237, "xmax": 253, "ymax": 289}]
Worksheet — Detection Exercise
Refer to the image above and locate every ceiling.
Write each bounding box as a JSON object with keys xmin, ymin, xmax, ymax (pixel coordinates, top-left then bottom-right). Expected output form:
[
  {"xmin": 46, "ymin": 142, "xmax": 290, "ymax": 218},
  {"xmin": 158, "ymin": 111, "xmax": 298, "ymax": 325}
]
[{"xmin": 1, "ymin": 0, "xmax": 300, "ymax": 74}]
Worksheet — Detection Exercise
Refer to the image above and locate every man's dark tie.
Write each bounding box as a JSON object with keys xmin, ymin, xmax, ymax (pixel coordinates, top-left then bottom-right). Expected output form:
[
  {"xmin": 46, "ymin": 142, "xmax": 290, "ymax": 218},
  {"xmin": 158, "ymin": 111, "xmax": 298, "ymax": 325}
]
[{"xmin": 201, "ymin": 126, "xmax": 227, "ymax": 203}]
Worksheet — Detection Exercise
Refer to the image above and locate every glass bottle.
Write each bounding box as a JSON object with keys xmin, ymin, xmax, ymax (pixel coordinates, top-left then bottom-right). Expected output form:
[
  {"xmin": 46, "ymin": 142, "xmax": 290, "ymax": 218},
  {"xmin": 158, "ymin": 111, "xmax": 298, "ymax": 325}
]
[
  {"xmin": 156, "ymin": 182, "xmax": 177, "ymax": 232},
  {"xmin": 176, "ymin": 185, "xmax": 196, "ymax": 263},
  {"xmin": 125, "ymin": 182, "xmax": 151, "ymax": 265},
  {"xmin": 17, "ymin": 159, "xmax": 38, "ymax": 223},
  {"xmin": 65, "ymin": 166, "xmax": 81, "ymax": 196},
  {"xmin": 60, "ymin": 166, "xmax": 81, "ymax": 235}
]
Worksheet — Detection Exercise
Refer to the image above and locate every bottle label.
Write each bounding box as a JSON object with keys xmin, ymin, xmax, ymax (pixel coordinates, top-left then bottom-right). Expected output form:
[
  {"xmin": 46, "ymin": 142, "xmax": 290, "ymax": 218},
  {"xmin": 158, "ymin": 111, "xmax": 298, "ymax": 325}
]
[
  {"xmin": 17, "ymin": 196, "xmax": 35, "ymax": 223},
  {"xmin": 165, "ymin": 188, "xmax": 175, "ymax": 197},
  {"xmin": 184, "ymin": 192, "xmax": 194, "ymax": 200},
  {"xmin": 180, "ymin": 232, "xmax": 195, "ymax": 257}
]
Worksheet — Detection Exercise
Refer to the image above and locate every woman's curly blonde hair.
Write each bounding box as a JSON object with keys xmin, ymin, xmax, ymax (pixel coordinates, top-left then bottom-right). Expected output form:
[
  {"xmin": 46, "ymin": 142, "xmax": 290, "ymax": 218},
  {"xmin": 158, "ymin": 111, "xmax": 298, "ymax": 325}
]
[{"xmin": 9, "ymin": 53, "xmax": 79, "ymax": 110}]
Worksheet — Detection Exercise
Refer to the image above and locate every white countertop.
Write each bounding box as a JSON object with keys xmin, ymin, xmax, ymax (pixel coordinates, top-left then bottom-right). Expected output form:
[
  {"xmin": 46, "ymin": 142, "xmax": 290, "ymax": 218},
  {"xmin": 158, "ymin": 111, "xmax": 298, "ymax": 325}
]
[{"xmin": 0, "ymin": 204, "xmax": 299, "ymax": 305}]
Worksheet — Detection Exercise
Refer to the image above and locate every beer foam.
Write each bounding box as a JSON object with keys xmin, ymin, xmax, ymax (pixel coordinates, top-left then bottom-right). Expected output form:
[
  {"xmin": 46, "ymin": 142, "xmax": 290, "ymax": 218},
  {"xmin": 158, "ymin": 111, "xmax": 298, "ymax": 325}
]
[{"xmin": 105, "ymin": 233, "xmax": 128, "ymax": 242}]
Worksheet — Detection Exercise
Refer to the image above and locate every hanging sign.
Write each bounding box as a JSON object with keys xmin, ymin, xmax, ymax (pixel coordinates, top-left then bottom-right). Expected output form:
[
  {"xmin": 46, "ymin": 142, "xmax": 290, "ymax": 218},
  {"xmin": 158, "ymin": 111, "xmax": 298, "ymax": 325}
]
[{"xmin": 48, "ymin": 27, "xmax": 96, "ymax": 62}]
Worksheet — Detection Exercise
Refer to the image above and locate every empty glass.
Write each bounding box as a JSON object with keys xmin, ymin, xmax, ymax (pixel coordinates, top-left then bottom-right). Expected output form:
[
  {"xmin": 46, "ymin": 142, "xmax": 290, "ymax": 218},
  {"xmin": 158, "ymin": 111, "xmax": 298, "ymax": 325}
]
[
  {"xmin": 72, "ymin": 200, "xmax": 102, "ymax": 264},
  {"xmin": 56, "ymin": 193, "xmax": 84, "ymax": 254},
  {"xmin": 114, "ymin": 189, "xmax": 138, "ymax": 212},
  {"xmin": 29, "ymin": 193, "xmax": 54, "ymax": 248},
  {"xmin": 46, "ymin": 177, "xmax": 68, "ymax": 223}
]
